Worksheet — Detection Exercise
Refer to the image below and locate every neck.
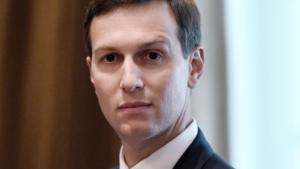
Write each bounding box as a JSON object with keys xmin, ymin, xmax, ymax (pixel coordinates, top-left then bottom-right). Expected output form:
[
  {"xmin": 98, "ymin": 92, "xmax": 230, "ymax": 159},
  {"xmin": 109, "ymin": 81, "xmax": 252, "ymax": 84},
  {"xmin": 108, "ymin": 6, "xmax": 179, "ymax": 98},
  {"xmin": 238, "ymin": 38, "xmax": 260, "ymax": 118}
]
[{"xmin": 121, "ymin": 104, "xmax": 193, "ymax": 168}]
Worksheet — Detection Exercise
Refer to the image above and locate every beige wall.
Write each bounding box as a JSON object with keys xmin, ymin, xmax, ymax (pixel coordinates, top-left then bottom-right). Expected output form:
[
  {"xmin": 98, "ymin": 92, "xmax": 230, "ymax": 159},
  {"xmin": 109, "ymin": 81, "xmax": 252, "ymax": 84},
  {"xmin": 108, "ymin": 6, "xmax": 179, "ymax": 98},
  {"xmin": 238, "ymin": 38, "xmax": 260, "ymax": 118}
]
[{"xmin": 193, "ymin": 0, "xmax": 230, "ymax": 161}]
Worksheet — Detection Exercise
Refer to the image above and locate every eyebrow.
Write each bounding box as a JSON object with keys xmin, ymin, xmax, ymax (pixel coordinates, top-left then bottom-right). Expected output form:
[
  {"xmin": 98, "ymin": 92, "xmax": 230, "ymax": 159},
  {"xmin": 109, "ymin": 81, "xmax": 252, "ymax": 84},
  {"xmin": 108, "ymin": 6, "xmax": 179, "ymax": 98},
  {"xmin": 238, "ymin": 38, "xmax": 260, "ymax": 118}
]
[
  {"xmin": 93, "ymin": 36, "xmax": 172, "ymax": 55},
  {"xmin": 139, "ymin": 37, "xmax": 171, "ymax": 49}
]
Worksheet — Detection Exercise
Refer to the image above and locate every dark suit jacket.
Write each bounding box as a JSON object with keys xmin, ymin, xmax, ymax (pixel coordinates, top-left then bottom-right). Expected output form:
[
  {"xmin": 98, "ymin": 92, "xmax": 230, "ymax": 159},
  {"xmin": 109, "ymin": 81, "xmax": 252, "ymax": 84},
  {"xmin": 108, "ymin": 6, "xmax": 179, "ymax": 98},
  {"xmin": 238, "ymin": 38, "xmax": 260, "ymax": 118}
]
[{"xmin": 111, "ymin": 129, "xmax": 234, "ymax": 169}]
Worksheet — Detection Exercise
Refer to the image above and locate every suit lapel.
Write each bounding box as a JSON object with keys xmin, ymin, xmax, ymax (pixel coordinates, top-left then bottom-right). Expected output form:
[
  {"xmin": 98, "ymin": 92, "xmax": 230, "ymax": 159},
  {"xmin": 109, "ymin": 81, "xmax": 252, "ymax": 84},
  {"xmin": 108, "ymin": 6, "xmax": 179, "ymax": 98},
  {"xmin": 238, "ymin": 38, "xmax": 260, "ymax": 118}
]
[{"xmin": 173, "ymin": 128, "xmax": 214, "ymax": 169}]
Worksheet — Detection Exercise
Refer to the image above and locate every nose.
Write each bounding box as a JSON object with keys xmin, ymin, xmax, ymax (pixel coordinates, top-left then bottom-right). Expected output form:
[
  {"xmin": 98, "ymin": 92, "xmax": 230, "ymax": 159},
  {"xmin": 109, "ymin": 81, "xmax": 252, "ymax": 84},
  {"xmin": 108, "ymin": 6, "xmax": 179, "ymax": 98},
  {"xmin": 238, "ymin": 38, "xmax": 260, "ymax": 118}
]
[{"xmin": 120, "ymin": 58, "xmax": 144, "ymax": 92}]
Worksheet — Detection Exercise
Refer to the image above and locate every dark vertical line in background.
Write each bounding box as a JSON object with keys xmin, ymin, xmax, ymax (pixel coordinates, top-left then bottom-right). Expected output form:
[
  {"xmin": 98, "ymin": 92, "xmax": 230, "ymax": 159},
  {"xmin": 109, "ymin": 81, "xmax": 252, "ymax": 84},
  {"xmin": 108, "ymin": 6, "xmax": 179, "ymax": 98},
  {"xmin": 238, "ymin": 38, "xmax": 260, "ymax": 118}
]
[
  {"xmin": 0, "ymin": 0, "xmax": 10, "ymax": 167},
  {"xmin": 1, "ymin": 0, "xmax": 33, "ymax": 168}
]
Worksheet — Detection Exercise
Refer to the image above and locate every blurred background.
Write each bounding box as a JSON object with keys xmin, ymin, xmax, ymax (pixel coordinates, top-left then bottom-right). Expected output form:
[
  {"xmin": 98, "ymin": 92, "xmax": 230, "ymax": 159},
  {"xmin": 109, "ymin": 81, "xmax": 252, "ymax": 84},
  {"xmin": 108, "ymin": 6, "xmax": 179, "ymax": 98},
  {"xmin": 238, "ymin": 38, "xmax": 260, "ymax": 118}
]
[{"xmin": 0, "ymin": 0, "xmax": 299, "ymax": 169}]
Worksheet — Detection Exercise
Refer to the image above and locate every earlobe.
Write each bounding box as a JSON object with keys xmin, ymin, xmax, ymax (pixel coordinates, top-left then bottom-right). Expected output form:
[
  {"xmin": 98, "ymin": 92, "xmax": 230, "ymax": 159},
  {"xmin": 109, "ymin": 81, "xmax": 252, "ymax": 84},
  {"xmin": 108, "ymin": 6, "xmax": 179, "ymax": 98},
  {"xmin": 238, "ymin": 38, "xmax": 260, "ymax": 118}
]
[
  {"xmin": 86, "ymin": 56, "xmax": 95, "ymax": 84},
  {"xmin": 188, "ymin": 47, "xmax": 204, "ymax": 88}
]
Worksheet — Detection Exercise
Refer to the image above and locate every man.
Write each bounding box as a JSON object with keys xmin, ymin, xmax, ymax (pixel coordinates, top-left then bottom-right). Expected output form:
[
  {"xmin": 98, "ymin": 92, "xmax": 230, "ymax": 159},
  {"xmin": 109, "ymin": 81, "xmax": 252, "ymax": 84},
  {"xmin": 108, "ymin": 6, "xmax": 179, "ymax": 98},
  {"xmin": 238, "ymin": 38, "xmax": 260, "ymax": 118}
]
[{"xmin": 83, "ymin": 0, "xmax": 233, "ymax": 168}]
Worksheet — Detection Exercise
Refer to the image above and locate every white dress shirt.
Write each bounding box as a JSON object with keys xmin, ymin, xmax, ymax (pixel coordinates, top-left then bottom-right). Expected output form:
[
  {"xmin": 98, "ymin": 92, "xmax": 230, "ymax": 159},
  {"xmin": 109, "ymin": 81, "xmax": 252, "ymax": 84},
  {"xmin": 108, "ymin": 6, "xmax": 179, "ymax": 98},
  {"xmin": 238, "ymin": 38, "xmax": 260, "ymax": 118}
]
[{"xmin": 119, "ymin": 120, "xmax": 198, "ymax": 169}]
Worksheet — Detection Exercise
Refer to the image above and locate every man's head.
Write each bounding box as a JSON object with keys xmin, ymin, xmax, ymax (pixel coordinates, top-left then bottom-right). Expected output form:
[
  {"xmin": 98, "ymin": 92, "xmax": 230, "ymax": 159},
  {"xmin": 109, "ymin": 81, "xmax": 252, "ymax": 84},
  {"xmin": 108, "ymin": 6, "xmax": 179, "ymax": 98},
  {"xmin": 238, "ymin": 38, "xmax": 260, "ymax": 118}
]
[
  {"xmin": 83, "ymin": 0, "xmax": 201, "ymax": 58},
  {"xmin": 85, "ymin": 0, "xmax": 204, "ymax": 142}
]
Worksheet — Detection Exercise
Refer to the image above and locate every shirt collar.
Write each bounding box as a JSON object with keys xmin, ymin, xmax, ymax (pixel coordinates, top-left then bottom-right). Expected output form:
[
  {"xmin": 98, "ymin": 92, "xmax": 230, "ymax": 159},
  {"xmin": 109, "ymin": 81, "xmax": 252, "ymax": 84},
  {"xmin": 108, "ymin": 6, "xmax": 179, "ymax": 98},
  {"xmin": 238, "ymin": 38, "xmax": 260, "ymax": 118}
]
[{"xmin": 119, "ymin": 120, "xmax": 198, "ymax": 169}]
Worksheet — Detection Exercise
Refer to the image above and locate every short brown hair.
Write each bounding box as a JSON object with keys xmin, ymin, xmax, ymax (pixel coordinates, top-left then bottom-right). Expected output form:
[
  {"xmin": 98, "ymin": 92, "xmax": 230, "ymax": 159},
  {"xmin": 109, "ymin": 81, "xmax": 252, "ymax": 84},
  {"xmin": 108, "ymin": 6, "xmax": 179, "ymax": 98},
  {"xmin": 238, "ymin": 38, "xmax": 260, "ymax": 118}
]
[{"xmin": 83, "ymin": 0, "xmax": 201, "ymax": 58}]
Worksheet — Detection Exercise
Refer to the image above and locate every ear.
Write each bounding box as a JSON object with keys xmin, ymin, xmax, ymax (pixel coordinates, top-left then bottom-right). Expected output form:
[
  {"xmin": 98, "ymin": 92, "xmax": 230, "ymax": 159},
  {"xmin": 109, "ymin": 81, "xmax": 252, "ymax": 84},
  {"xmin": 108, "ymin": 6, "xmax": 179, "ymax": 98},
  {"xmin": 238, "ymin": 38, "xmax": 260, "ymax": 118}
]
[
  {"xmin": 86, "ymin": 56, "xmax": 95, "ymax": 84},
  {"xmin": 188, "ymin": 47, "xmax": 204, "ymax": 88}
]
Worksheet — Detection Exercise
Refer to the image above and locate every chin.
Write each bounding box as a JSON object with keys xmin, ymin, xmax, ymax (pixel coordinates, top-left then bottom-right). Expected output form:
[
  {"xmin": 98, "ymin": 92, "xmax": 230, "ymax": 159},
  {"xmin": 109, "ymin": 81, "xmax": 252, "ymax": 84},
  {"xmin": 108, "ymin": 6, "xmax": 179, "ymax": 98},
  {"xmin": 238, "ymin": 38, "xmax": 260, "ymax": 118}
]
[{"xmin": 117, "ymin": 121, "xmax": 156, "ymax": 140}]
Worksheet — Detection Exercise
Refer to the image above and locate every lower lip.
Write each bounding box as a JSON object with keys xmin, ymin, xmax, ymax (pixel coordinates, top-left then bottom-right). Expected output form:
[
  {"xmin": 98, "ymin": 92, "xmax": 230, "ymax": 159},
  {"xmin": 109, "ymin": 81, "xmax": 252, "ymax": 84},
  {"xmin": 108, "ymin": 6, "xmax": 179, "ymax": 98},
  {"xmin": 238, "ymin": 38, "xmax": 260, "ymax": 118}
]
[{"xmin": 119, "ymin": 105, "xmax": 151, "ymax": 114}]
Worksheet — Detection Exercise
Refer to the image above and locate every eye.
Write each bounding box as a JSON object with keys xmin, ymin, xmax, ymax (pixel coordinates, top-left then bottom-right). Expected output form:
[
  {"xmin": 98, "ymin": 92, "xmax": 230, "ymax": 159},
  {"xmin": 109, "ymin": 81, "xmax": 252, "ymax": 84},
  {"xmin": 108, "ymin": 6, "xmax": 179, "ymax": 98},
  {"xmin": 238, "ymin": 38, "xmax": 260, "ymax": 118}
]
[
  {"xmin": 103, "ymin": 54, "xmax": 117, "ymax": 63},
  {"xmin": 146, "ymin": 51, "xmax": 162, "ymax": 61}
]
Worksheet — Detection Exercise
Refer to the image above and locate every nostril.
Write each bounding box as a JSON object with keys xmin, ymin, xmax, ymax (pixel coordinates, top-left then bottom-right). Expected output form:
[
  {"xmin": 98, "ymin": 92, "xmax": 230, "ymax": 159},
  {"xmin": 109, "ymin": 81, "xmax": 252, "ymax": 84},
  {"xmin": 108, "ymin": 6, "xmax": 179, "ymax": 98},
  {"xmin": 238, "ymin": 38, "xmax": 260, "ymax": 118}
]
[
  {"xmin": 120, "ymin": 59, "xmax": 144, "ymax": 92},
  {"xmin": 120, "ymin": 76, "xmax": 144, "ymax": 92}
]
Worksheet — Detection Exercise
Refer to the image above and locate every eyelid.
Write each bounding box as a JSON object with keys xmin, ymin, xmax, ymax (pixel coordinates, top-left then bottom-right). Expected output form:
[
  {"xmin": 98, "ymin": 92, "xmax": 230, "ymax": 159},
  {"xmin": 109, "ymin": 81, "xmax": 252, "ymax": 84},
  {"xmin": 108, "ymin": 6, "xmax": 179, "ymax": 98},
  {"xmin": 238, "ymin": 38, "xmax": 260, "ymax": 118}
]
[
  {"xmin": 147, "ymin": 51, "xmax": 162, "ymax": 58},
  {"xmin": 103, "ymin": 52, "xmax": 118, "ymax": 57},
  {"xmin": 139, "ymin": 50, "xmax": 164, "ymax": 63},
  {"xmin": 145, "ymin": 49, "xmax": 164, "ymax": 56},
  {"xmin": 93, "ymin": 53, "xmax": 120, "ymax": 66}
]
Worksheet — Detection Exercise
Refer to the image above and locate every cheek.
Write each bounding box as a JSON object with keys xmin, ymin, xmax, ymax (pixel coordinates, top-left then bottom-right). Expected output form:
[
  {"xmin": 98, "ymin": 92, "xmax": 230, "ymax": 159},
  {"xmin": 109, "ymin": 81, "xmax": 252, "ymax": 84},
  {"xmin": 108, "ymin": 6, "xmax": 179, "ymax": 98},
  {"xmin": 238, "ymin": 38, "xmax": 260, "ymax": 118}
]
[
  {"xmin": 166, "ymin": 66, "xmax": 189, "ymax": 110},
  {"xmin": 150, "ymin": 66, "xmax": 189, "ymax": 117},
  {"xmin": 92, "ymin": 68, "xmax": 120, "ymax": 104},
  {"xmin": 92, "ymin": 76, "xmax": 118, "ymax": 118},
  {"xmin": 163, "ymin": 75, "xmax": 187, "ymax": 112},
  {"xmin": 93, "ymin": 79, "xmax": 121, "ymax": 131}
]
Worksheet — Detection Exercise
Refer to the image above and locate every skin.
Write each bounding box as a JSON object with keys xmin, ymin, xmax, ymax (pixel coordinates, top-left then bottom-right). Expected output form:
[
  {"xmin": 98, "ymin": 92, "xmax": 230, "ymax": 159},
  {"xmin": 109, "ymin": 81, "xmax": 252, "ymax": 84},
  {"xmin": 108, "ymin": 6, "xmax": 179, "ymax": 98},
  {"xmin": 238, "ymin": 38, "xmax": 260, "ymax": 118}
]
[{"xmin": 86, "ymin": 1, "xmax": 204, "ymax": 167}]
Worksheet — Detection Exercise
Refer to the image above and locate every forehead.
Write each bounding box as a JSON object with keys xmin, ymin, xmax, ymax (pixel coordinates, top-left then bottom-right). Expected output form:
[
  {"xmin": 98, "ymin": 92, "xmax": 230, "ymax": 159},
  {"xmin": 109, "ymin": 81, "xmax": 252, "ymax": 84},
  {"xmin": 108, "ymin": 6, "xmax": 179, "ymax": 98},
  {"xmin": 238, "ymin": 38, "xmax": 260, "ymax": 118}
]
[{"xmin": 89, "ymin": 1, "xmax": 179, "ymax": 53}]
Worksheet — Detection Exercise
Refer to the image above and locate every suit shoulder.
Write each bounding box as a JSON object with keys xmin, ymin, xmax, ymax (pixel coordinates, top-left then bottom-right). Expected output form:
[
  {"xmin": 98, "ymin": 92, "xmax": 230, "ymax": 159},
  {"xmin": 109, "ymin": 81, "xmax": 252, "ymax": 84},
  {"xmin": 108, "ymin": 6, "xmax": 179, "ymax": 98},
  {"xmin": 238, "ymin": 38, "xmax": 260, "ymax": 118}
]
[{"xmin": 202, "ymin": 153, "xmax": 234, "ymax": 169}]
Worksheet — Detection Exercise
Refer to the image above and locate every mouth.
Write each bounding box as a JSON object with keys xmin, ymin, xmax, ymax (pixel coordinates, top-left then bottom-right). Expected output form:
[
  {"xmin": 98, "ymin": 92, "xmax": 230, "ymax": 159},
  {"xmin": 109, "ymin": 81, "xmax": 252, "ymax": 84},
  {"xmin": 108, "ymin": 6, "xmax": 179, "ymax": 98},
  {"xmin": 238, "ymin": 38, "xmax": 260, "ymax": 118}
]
[{"xmin": 118, "ymin": 101, "xmax": 152, "ymax": 113}]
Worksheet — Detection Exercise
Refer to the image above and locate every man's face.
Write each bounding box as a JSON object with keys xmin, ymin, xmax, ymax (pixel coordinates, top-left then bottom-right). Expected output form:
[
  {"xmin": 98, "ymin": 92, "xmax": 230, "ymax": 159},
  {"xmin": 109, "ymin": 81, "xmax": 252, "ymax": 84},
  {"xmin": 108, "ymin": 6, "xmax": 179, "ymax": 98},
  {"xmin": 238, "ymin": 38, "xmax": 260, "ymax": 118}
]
[{"xmin": 87, "ymin": 1, "xmax": 203, "ymax": 140}]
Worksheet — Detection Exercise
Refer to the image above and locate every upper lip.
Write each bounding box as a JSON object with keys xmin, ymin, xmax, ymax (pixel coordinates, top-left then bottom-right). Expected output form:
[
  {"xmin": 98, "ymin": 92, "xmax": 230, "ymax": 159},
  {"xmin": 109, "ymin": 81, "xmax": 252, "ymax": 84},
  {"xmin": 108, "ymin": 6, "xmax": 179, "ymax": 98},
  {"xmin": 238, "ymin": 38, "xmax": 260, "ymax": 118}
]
[{"xmin": 118, "ymin": 101, "xmax": 152, "ymax": 109}]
